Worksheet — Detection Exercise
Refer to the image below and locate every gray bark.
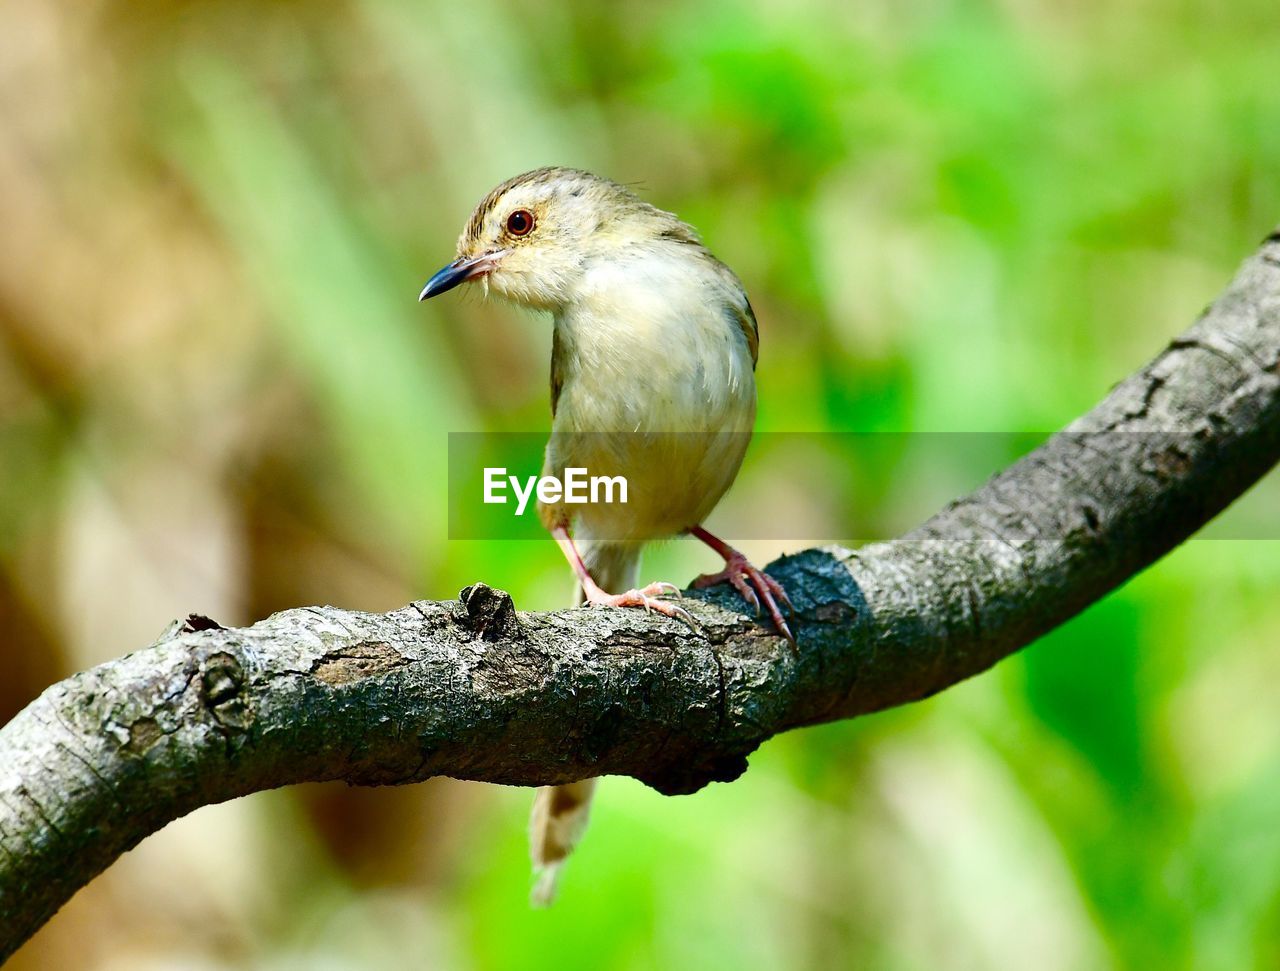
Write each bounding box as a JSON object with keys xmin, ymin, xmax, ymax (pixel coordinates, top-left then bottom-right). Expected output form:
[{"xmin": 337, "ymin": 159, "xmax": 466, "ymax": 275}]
[{"xmin": 2, "ymin": 231, "xmax": 1279, "ymax": 959}]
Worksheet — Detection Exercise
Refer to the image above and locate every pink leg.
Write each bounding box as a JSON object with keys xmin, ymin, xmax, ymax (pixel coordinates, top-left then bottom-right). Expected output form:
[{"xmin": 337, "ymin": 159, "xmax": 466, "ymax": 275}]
[
  {"xmin": 551, "ymin": 526, "xmax": 696, "ymax": 629},
  {"xmin": 689, "ymin": 526, "xmax": 794, "ymax": 643}
]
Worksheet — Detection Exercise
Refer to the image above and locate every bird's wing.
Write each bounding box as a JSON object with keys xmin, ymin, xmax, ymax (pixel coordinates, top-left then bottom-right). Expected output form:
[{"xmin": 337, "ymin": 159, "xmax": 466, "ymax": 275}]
[
  {"xmin": 704, "ymin": 252, "xmax": 759, "ymax": 369},
  {"xmin": 728, "ymin": 295, "xmax": 760, "ymax": 369},
  {"xmin": 550, "ymin": 325, "xmax": 566, "ymax": 417}
]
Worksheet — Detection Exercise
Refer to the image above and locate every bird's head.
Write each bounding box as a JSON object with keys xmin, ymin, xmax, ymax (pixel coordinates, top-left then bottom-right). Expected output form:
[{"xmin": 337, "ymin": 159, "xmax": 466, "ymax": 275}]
[{"xmin": 419, "ymin": 167, "xmax": 701, "ymax": 311}]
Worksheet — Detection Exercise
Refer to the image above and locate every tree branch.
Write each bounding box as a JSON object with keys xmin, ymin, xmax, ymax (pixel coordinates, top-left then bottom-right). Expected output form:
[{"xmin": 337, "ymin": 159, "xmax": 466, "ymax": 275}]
[{"xmin": 3, "ymin": 232, "xmax": 1280, "ymax": 957}]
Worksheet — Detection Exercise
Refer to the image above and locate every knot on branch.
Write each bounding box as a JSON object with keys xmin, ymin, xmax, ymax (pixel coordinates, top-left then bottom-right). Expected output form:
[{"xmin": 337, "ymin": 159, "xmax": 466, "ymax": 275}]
[
  {"xmin": 637, "ymin": 752, "xmax": 752, "ymax": 796},
  {"xmin": 200, "ymin": 652, "xmax": 251, "ymax": 732},
  {"xmin": 182, "ymin": 613, "xmax": 225, "ymax": 633},
  {"xmin": 460, "ymin": 583, "xmax": 520, "ymax": 641}
]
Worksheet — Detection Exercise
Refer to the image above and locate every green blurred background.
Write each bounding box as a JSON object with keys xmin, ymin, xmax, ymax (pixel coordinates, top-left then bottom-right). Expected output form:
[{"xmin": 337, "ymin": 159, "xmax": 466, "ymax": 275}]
[{"xmin": 3, "ymin": 0, "xmax": 1279, "ymax": 968}]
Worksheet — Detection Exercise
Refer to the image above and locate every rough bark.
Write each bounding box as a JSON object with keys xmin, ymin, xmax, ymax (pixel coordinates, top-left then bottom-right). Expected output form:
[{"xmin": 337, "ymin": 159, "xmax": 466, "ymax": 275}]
[{"xmin": 2, "ymin": 231, "xmax": 1279, "ymax": 958}]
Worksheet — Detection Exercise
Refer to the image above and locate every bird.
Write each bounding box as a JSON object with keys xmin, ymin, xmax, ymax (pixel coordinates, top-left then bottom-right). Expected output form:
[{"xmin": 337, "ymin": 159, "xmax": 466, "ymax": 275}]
[{"xmin": 419, "ymin": 166, "xmax": 792, "ymax": 905}]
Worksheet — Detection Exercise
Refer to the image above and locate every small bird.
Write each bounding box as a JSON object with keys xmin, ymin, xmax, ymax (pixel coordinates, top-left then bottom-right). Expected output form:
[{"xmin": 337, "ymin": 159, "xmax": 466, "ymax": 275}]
[{"xmin": 420, "ymin": 167, "xmax": 791, "ymax": 904}]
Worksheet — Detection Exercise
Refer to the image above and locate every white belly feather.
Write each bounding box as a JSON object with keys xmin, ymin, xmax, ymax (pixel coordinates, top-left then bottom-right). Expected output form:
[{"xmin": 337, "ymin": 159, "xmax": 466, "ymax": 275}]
[{"xmin": 541, "ymin": 251, "xmax": 756, "ymax": 543}]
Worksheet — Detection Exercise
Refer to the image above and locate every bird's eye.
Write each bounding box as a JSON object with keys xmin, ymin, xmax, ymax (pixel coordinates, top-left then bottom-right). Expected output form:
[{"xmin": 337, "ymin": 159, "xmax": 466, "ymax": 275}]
[{"xmin": 506, "ymin": 209, "xmax": 535, "ymax": 237}]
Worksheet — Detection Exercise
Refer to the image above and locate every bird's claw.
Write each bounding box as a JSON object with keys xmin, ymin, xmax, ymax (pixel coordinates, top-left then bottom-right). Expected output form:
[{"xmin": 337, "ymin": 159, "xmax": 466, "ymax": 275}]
[
  {"xmin": 693, "ymin": 555, "xmax": 795, "ymax": 644},
  {"xmin": 728, "ymin": 572, "xmax": 760, "ymax": 614},
  {"xmin": 583, "ymin": 581, "xmax": 700, "ymax": 635},
  {"xmin": 762, "ymin": 572, "xmax": 794, "ymax": 614}
]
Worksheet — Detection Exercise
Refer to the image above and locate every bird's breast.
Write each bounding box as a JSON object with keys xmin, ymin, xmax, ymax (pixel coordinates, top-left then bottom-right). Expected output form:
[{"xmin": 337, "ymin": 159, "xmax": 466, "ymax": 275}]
[
  {"xmin": 551, "ymin": 258, "xmax": 756, "ymax": 435},
  {"xmin": 545, "ymin": 259, "xmax": 757, "ymax": 539}
]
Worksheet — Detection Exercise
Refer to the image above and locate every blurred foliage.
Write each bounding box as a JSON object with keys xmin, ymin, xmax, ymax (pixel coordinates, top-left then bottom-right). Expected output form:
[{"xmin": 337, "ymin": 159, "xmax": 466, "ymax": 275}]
[{"xmin": 2, "ymin": 0, "xmax": 1279, "ymax": 968}]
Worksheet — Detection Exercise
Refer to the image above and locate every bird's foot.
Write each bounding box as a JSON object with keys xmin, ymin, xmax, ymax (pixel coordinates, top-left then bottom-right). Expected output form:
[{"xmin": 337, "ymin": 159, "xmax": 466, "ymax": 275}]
[
  {"xmin": 693, "ymin": 554, "xmax": 795, "ymax": 644},
  {"xmin": 583, "ymin": 581, "xmax": 699, "ymax": 632}
]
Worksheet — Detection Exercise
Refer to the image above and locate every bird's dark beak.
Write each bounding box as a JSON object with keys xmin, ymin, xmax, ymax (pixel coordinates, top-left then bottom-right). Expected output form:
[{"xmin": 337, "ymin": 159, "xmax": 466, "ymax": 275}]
[{"xmin": 418, "ymin": 253, "xmax": 500, "ymax": 301}]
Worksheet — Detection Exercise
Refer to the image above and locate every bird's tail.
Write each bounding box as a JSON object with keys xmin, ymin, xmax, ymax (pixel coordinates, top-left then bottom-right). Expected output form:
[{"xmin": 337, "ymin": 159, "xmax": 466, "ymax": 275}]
[{"xmin": 529, "ymin": 539, "xmax": 641, "ymax": 907}]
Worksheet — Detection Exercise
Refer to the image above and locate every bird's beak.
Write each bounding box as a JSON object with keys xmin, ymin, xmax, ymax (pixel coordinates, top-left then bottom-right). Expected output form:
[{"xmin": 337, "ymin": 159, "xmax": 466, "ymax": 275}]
[{"xmin": 418, "ymin": 252, "xmax": 502, "ymax": 301}]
